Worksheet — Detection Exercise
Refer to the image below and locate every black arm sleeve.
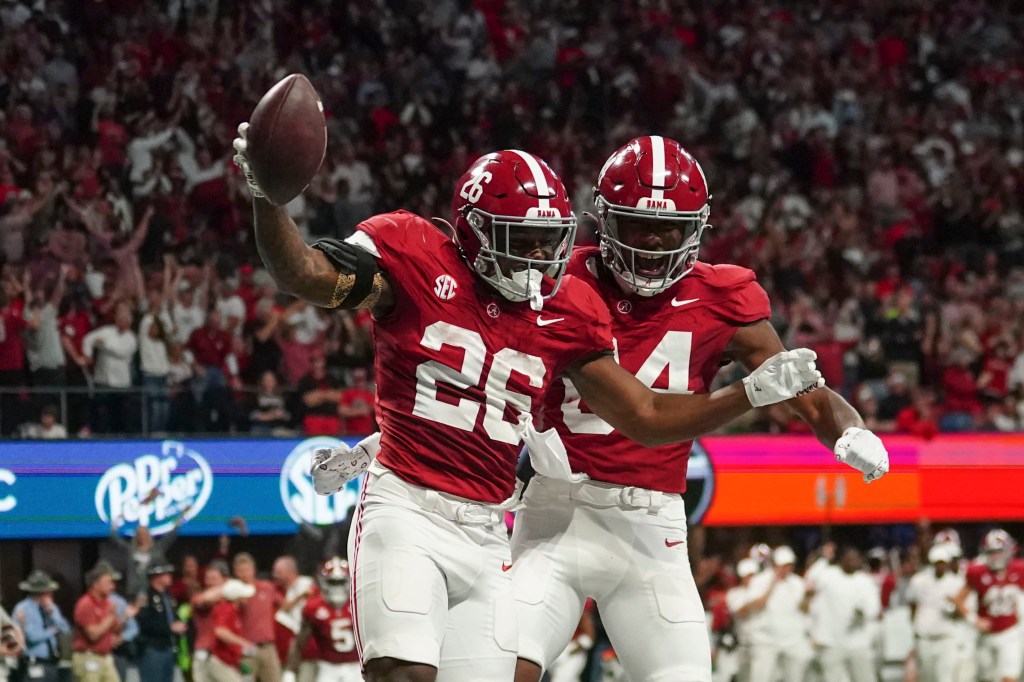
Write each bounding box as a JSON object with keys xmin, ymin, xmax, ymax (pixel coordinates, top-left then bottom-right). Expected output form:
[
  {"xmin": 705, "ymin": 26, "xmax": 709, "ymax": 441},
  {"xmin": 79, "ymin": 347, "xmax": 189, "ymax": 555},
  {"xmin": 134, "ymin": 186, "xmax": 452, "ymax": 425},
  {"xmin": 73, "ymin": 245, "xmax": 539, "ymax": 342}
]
[{"xmin": 311, "ymin": 239, "xmax": 380, "ymax": 308}]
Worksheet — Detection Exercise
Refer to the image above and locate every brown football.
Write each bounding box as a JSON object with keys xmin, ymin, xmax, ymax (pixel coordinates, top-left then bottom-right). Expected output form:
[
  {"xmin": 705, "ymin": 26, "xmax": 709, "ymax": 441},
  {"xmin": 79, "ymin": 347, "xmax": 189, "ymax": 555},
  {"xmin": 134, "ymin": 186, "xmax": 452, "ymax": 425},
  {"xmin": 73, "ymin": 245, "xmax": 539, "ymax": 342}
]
[{"xmin": 247, "ymin": 74, "xmax": 327, "ymax": 206}]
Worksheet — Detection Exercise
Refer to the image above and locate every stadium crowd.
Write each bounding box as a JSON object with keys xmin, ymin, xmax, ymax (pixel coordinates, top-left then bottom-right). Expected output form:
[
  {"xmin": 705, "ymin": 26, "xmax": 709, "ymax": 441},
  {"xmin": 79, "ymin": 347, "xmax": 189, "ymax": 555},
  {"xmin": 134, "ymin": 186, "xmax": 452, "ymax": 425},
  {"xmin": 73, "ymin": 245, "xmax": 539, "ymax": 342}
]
[
  {"xmin": 2, "ymin": 515, "xmax": 1022, "ymax": 682},
  {"xmin": 2, "ymin": 0, "xmax": 1024, "ymax": 437}
]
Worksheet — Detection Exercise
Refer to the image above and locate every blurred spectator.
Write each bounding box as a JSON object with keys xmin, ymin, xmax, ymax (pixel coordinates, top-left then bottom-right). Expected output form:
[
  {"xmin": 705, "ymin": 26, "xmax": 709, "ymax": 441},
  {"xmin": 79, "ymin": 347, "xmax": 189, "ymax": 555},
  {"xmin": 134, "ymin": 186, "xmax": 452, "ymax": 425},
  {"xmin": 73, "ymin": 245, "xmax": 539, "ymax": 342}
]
[
  {"xmin": 248, "ymin": 371, "xmax": 292, "ymax": 436},
  {"xmin": 232, "ymin": 553, "xmax": 282, "ymax": 682},
  {"xmin": 72, "ymin": 561, "xmax": 134, "ymax": 682},
  {"xmin": 108, "ymin": 581, "xmax": 141, "ymax": 682},
  {"xmin": 209, "ymin": 579, "xmax": 257, "ymax": 682},
  {"xmin": 297, "ymin": 354, "xmax": 341, "ymax": 437},
  {"xmin": 135, "ymin": 564, "xmax": 186, "ymax": 682},
  {"xmin": 82, "ymin": 301, "xmax": 138, "ymax": 434},
  {"xmin": 22, "ymin": 265, "xmax": 69, "ymax": 388},
  {"xmin": 19, "ymin": 405, "xmax": 68, "ymax": 439},
  {"xmin": 339, "ymin": 367, "xmax": 375, "ymax": 436},
  {"xmin": 270, "ymin": 556, "xmax": 314, "ymax": 668},
  {"xmin": 939, "ymin": 350, "xmax": 981, "ymax": 432},
  {"xmin": 12, "ymin": 570, "xmax": 70, "ymax": 682},
  {"xmin": 189, "ymin": 560, "xmax": 232, "ymax": 682},
  {"xmin": 0, "ymin": 603, "xmax": 24, "ymax": 682},
  {"xmin": 106, "ymin": 517, "xmax": 184, "ymax": 599},
  {"xmin": 896, "ymin": 389, "xmax": 940, "ymax": 439},
  {"xmin": 139, "ymin": 264, "xmax": 175, "ymax": 434},
  {"xmin": 170, "ymin": 556, "xmax": 202, "ymax": 606},
  {"xmin": 188, "ymin": 310, "xmax": 235, "ymax": 432}
]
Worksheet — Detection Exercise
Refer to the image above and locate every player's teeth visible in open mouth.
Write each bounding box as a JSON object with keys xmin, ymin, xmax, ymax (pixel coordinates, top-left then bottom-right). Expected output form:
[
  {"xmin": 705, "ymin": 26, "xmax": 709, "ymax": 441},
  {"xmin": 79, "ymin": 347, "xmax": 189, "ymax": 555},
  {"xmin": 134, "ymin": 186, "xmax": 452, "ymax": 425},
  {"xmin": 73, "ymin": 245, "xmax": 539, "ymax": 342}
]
[{"xmin": 637, "ymin": 255, "xmax": 667, "ymax": 276}]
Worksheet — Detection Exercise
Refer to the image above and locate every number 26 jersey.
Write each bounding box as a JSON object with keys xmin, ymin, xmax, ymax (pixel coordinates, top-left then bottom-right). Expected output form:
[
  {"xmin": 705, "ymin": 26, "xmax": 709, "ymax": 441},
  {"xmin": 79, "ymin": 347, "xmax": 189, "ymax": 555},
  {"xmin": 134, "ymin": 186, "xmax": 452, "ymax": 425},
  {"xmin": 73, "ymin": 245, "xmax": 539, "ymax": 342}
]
[{"xmin": 352, "ymin": 211, "xmax": 614, "ymax": 504}]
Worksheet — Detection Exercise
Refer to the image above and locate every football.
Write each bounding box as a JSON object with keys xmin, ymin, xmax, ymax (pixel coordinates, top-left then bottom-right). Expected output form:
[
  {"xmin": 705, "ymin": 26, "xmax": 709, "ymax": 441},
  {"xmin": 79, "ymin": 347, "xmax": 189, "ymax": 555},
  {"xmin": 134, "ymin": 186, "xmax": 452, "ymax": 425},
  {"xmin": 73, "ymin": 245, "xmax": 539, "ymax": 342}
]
[{"xmin": 246, "ymin": 73, "xmax": 327, "ymax": 206}]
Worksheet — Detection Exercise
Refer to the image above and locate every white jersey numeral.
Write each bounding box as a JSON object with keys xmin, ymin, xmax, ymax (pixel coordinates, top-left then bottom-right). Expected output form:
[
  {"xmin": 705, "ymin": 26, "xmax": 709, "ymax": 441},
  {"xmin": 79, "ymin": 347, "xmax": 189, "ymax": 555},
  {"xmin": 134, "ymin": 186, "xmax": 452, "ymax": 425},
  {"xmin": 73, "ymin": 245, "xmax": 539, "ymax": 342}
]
[
  {"xmin": 329, "ymin": 617, "xmax": 355, "ymax": 652},
  {"xmin": 983, "ymin": 584, "xmax": 1020, "ymax": 618},
  {"xmin": 412, "ymin": 321, "xmax": 546, "ymax": 443},
  {"xmin": 459, "ymin": 171, "xmax": 493, "ymax": 204},
  {"xmin": 562, "ymin": 331, "xmax": 693, "ymax": 435}
]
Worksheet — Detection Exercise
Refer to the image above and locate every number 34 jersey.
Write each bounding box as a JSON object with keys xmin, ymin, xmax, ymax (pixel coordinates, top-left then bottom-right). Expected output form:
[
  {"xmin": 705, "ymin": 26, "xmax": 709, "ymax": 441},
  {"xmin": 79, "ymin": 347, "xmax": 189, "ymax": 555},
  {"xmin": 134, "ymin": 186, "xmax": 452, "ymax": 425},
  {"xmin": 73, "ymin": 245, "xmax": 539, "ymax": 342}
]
[
  {"xmin": 540, "ymin": 246, "xmax": 771, "ymax": 494},
  {"xmin": 353, "ymin": 211, "xmax": 614, "ymax": 504}
]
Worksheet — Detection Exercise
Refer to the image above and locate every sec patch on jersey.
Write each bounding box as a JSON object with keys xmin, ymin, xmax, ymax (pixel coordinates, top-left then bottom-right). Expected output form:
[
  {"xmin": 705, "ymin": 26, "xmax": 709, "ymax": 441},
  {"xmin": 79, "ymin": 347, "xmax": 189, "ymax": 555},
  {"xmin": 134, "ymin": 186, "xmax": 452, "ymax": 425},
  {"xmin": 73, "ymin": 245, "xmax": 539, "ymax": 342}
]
[{"xmin": 246, "ymin": 73, "xmax": 327, "ymax": 206}]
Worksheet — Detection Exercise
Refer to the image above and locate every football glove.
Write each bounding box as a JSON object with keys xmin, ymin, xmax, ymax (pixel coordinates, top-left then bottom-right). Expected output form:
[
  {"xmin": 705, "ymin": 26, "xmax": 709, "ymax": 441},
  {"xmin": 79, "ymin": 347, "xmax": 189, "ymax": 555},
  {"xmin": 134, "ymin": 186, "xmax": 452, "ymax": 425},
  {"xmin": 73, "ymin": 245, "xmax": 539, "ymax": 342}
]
[
  {"xmin": 231, "ymin": 122, "xmax": 265, "ymax": 199},
  {"xmin": 310, "ymin": 432, "xmax": 381, "ymax": 495},
  {"xmin": 742, "ymin": 349, "xmax": 825, "ymax": 408},
  {"xmin": 834, "ymin": 426, "xmax": 889, "ymax": 483}
]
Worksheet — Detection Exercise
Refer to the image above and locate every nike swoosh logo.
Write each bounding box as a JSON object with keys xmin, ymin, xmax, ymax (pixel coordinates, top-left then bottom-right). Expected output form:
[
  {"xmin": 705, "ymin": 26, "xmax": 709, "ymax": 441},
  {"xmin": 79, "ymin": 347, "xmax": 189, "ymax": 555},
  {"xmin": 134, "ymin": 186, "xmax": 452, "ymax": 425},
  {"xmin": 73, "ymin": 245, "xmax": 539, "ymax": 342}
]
[
  {"xmin": 671, "ymin": 297, "xmax": 700, "ymax": 308},
  {"xmin": 665, "ymin": 539, "xmax": 685, "ymax": 548},
  {"xmin": 536, "ymin": 316, "xmax": 564, "ymax": 326},
  {"xmin": 501, "ymin": 562, "xmax": 513, "ymax": 572}
]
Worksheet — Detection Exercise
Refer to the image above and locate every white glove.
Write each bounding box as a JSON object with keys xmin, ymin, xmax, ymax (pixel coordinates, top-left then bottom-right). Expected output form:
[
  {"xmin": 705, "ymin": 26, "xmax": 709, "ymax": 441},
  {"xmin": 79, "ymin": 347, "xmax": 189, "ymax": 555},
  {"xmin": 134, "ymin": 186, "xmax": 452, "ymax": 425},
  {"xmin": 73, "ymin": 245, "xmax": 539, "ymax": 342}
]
[
  {"xmin": 231, "ymin": 122, "xmax": 265, "ymax": 199},
  {"xmin": 742, "ymin": 349, "xmax": 825, "ymax": 408},
  {"xmin": 310, "ymin": 432, "xmax": 381, "ymax": 495},
  {"xmin": 281, "ymin": 672, "xmax": 297, "ymax": 682},
  {"xmin": 834, "ymin": 426, "xmax": 889, "ymax": 483}
]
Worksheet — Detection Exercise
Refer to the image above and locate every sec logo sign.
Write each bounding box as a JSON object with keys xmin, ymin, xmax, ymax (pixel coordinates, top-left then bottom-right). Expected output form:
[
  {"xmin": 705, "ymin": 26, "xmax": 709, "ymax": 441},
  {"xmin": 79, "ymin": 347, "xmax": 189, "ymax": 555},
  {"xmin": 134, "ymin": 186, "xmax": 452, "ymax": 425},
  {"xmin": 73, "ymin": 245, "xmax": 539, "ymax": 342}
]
[{"xmin": 280, "ymin": 437, "xmax": 363, "ymax": 525}]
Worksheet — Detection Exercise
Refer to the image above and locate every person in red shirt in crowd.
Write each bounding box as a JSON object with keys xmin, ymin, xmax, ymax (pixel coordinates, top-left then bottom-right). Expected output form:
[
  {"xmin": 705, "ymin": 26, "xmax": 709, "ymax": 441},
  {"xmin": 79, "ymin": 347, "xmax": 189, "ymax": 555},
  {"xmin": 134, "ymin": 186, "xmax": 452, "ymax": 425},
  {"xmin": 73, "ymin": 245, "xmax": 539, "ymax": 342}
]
[
  {"xmin": 209, "ymin": 578, "xmax": 259, "ymax": 682},
  {"xmin": 72, "ymin": 561, "xmax": 137, "ymax": 682},
  {"xmin": 170, "ymin": 555, "xmax": 201, "ymax": 605},
  {"xmin": 285, "ymin": 559, "xmax": 360, "ymax": 682},
  {"xmin": 338, "ymin": 368, "xmax": 375, "ymax": 436},
  {"xmin": 979, "ymin": 340, "xmax": 1014, "ymax": 403},
  {"xmin": 0, "ymin": 271, "xmax": 29, "ymax": 434},
  {"xmin": 190, "ymin": 560, "xmax": 233, "ymax": 682},
  {"xmin": 896, "ymin": 388, "xmax": 940, "ymax": 439},
  {"xmin": 58, "ymin": 291, "xmax": 94, "ymax": 434},
  {"xmin": 297, "ymin": 353, "xmax": 341, "ymax": 437},
  {"xmin": 940, "ymin": 350, "xmax": 982, "ymax": 431},
  {"xmin": 232, "ymin": 553, "xmax": 282, "ymax": 682},
  {"xmin": 188, "ymin": 310, "xmax": 236, "ymax": 431}
]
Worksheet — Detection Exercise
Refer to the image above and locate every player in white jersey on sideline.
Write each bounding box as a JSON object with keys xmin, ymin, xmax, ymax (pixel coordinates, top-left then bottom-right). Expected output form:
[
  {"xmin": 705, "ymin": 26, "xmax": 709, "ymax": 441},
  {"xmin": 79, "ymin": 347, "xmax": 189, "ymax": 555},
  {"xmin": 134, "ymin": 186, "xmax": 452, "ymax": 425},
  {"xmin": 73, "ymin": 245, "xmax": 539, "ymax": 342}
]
[
  {"xmin": 806, "ymin": 547, "xmax": 882, "ymax": 682},
  {"xmin": 906, "ymin": 543, "xmax": 967, "ymax": 682},
  {"xmin": 740, "ymin": 546, "xmax": 812, "ymax": 682}
]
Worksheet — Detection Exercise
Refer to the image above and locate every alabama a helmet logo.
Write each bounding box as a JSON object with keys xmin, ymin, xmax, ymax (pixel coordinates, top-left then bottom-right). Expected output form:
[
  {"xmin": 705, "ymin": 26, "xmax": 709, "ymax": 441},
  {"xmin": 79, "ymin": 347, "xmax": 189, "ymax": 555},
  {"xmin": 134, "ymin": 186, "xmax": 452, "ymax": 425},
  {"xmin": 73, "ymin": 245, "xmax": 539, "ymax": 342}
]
[{"xmin": 434, "ymin": 274, "xmax": 458, "ymax": 300}]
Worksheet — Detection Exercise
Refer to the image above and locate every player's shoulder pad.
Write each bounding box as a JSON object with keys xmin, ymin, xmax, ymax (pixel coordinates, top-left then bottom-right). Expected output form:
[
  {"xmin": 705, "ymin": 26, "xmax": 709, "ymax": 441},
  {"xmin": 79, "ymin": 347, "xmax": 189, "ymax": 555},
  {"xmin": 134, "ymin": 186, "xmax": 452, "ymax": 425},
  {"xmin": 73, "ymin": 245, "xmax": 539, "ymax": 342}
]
[
  {"xmin": 688, "ymin": 261, "xmax": 770, "ymax": 323},
  {"xmin": 355, "ymin": 210, "xmax": 445, "ymax": 250},
  {"xmin": 689, "ymin": 261, "xmax": 759, "ymax": 291}
]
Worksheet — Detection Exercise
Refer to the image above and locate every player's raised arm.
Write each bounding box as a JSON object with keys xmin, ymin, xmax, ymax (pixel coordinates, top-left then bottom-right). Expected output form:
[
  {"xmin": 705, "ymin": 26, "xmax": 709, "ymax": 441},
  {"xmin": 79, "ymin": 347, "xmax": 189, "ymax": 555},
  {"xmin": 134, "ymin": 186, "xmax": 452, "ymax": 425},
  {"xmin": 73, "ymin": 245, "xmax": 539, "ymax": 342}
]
[
  {"xmin": 232, "ymin": 123, "xmax": 393, "ymax": 313},
  {"xmin": 723, "ymin": 319, "xmax": 889, "ymax": 482},
  {"xmin": 565, "ymin": 349, "xmax": 823, "ymax": 447}
]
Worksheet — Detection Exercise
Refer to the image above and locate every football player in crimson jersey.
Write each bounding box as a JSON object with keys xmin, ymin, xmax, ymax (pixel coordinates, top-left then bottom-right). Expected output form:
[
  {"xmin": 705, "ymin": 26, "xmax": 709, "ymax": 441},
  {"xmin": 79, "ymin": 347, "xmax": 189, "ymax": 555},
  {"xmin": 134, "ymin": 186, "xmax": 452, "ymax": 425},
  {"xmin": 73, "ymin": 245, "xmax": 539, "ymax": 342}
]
[
  {"xmin": 511, "ymin": 136, "xmax": 891, "ymax": 682},
  {"xmin": 233, "ymin": 120, "xmax": 825, "ymax": 682},
  {"xmin": 286, "ymin": 559, "xmax": 361, "ymax": 682},
  {"xmin": 955, "ymin": 530, "xmax": 1024, "ymax": 682}
]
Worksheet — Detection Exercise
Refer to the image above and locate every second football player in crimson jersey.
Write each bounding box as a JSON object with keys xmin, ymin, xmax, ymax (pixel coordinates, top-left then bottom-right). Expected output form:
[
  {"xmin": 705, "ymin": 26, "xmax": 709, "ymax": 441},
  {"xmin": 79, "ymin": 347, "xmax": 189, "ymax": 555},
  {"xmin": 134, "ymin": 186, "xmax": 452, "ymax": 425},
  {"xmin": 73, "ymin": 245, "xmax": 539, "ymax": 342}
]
[
  {"xmin": 234, "ymin": 113, "xmax": 825, "ymax": 680},
  {"xmin": 286, "ymin": 559, "xmax": 360, "ymax": 682},
  {"xmin": 512, "ymin": 137, "xmax": 891, "ymax": 682},
  {"xmin": 955, "ymin": 530, "xmax": 1024, "ymax": 682}
]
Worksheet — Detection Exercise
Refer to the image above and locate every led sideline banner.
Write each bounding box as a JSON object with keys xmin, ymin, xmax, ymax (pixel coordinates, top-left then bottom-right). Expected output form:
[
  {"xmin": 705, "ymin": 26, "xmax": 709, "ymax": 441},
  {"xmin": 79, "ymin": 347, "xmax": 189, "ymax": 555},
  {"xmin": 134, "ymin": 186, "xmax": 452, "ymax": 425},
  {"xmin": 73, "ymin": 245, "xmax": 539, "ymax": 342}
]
[
  {"xmin": 0, "ymin": 437, "xmax": 364, "ymax": 539},
  {"xmin": 0, "ymin": 434, "xmax": 1023, "ymax": 539}
]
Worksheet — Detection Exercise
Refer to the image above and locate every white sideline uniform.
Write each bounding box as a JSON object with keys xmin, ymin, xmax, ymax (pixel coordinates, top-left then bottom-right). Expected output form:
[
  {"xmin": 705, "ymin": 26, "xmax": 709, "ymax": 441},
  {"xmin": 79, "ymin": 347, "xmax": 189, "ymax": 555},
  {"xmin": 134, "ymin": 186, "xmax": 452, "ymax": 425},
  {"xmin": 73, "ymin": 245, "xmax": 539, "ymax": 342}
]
[
  {"xmin": 314, "ymin": 661, "xmax": 363, "ymax": 682},
  {"xmin": 807, "ymin": 566, "xmax": 881, "ymax": 682},
  {"xmin": 905, "ymin": 567, "xmax": 965, "ymax": 682},
  {"xmin": 978, "ymin": 625, "xmax": 1023, "ymax": 682},
  {"xmin": 510, "ymin": 474, "xmax": 711, "ymax": 682},
  {"xmin": 741, "ymin": 570, "xmax": 812, "ymax": 682},
  {"xmin": 347, "ymin": 461, "xmax": 517, "ymax": 680}
]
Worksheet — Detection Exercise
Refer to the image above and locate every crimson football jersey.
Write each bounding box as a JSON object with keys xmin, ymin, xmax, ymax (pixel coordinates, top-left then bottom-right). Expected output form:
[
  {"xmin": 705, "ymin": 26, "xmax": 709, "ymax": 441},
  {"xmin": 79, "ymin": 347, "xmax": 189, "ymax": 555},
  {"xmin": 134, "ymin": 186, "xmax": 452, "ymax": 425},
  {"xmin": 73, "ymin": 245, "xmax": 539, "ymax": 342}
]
[
  {"xmin": 302, "ymin": 595, "xmax": 359, "ymax": 665},
  {"xmin": 965, "ymin": 559, "xmax": 1024, "ymax": 633},
  {"xmin": 354, "ymin": 211, "xmax": 614, "ymax": 503},
  {"xmin": 540, "ymin": 247, "xmax": 770, "ymax": 493}
]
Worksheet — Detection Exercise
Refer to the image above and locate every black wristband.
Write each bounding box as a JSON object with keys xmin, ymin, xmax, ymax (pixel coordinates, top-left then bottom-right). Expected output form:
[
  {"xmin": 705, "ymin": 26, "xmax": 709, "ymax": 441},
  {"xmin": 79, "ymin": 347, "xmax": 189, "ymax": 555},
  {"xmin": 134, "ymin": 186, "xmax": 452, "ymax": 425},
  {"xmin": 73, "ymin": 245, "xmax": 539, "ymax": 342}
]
[{"xmin": 311, "ymin": 239, "xmax": 380, "ymax": 306}]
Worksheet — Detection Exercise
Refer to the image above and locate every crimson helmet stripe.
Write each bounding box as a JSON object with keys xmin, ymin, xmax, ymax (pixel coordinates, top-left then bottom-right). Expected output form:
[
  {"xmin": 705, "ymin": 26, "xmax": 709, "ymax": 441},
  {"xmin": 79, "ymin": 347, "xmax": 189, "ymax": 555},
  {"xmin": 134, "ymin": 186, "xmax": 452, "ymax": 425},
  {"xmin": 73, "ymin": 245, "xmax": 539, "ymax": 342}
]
[
  {"xmin": 648, "ymin": 135, "xmax": 666, "ymax": 202},
  {"xmin": 508, "ymin": 149, "xmax": 551, "ymax": 210}
]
